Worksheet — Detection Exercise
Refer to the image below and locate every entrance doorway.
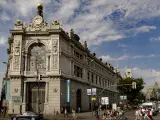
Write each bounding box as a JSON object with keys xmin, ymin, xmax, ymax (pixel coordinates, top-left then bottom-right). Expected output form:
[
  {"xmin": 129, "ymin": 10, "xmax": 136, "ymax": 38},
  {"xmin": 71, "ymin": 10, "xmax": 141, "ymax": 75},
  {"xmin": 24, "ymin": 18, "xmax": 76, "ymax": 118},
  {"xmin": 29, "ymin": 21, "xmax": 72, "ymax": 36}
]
[
  {"xmin": 26, "ymin": 82, "xmax": 45, "ymax": 113},
  {"xmin": 76, "ymin": 89, "xmax": 81, "ymax": 112}
]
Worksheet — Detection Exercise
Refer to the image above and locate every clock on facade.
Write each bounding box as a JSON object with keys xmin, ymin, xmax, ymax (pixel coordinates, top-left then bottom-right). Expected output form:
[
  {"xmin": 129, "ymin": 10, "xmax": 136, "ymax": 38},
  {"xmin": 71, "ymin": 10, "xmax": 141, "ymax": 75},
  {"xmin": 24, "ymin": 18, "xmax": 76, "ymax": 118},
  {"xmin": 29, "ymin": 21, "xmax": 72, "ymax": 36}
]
[{"xmin": 33, "ymin": 16, "xmax": 43, "ymax": 25}]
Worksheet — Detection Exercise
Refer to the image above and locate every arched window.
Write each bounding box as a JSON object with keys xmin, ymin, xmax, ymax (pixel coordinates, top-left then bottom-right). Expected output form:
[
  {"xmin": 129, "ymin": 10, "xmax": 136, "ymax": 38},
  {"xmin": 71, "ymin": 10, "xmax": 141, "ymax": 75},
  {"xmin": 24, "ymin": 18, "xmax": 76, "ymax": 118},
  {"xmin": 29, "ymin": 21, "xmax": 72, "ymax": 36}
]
[{"xmin": 28, "ymin": 43, "xmax": 46, "ymax": 71}]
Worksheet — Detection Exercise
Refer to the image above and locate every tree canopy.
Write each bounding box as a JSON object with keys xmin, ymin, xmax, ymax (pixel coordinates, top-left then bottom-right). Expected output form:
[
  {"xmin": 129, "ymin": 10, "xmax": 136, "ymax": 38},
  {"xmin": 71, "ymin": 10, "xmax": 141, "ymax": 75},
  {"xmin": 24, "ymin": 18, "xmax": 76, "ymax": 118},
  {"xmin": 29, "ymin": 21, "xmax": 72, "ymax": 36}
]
[{"xmin": 117, "ymin": 77, "xmax": 145, "ymax": 105}]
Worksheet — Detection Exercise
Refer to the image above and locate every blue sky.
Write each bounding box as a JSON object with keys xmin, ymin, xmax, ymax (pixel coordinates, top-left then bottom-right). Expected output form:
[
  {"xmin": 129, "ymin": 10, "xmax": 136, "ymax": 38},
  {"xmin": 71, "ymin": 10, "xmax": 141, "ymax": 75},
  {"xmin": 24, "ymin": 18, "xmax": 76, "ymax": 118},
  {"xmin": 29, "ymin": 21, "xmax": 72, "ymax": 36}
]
[{"xmin": 1, "ymin": 0, "xmax": 160, "ymax": 91}]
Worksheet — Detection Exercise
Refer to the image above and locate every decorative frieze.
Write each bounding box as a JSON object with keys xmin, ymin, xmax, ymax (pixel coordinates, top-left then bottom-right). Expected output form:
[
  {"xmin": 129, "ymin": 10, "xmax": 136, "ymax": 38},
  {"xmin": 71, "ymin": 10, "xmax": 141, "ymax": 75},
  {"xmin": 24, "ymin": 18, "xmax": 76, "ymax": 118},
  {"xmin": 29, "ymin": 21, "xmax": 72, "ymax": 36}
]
[
  {"xmin": 14, "ymin": 39, "xmax": 20, "ymax": 55},
  {"xmin": 52, "ymin": 39, "xmax": 58, "ymax": 54},
  {"xmin": 52, "ymin": 55, "xmax": 58, "ymax": 69},
  {"xmin": 13, "ymin": 56, "xmax": 20, "ymax": 70},
  {"xmin": 51, "ymin": 38, "xmax": 58, "ymax": 69}
]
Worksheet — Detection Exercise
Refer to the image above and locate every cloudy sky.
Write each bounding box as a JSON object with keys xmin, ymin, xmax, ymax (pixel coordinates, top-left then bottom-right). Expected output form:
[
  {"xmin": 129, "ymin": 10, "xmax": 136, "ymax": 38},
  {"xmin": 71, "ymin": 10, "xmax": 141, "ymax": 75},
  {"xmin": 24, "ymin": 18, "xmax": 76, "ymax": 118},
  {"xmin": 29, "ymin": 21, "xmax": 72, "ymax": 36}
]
[{"xmin": 1, "ymin": 0, "xmax": 160, "ymax": 91}]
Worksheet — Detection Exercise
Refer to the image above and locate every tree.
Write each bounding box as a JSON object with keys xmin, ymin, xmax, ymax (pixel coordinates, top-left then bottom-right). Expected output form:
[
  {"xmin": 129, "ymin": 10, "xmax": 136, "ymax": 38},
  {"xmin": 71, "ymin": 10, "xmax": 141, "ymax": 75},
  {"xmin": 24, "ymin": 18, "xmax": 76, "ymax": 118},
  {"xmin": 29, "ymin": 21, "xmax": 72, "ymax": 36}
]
[{"xmin": 117, "ymin": 77, "xmax": 145, "ymax": 105}]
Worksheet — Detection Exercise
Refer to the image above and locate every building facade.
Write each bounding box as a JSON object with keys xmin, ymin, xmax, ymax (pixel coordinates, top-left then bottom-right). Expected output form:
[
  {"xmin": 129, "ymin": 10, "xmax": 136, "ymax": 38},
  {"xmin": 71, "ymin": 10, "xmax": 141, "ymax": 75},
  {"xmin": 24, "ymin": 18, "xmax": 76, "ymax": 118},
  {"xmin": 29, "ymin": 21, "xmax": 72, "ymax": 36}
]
[
  {"xmin": 7, "ymin": 4, "xmax": 122, "ymax": 116},
  {"xmin": 123, "ymin": 68, "xmax": 132, "ymax": 78},
  {"xmin": 146, "ymin": 81, "xmax": 160, "ymax": 101}
]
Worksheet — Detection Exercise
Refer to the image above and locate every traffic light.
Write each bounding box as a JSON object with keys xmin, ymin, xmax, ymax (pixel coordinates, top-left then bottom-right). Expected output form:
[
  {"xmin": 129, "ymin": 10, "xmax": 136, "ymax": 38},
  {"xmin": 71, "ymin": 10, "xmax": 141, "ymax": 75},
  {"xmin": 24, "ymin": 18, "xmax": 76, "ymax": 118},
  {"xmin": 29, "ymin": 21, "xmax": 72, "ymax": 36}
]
[
  {"xmin": 38, "ymin": 75, "xmax": 42, "ymax": 81},
  {"xmin": 132, "ymin": 82, "xmax": 136, "ymax": 89}
]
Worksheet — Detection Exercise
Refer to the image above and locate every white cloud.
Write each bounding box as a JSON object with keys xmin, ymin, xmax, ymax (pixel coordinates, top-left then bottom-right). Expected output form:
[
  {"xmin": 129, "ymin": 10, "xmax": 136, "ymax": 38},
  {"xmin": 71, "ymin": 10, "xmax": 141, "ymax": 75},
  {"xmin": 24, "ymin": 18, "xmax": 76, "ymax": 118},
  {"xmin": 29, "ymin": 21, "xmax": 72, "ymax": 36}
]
[
  {"xmin": 0, "ymin": 36, "xmax": 7, "ymax": 45},
  {"xmin": 134, "ymin": 25, "xmax": 156, "ymax": 33},
  {"xmin": 150, "ymin": 36, "xmax": 160, "ymax": 41},
  {"xmin": 100, "ymin": 54, "xmax": 159, "ymax": 61},
  {"xmin": 0, "ymin": 0, "xmax": 160, "ymax": 46},
  {"xmin": 0, "ymin": 12, "xmax": 10, "ymax": 21},
  {"xmin": 118, "ymin": 43, "xmax": 128, "ymax": 47}
]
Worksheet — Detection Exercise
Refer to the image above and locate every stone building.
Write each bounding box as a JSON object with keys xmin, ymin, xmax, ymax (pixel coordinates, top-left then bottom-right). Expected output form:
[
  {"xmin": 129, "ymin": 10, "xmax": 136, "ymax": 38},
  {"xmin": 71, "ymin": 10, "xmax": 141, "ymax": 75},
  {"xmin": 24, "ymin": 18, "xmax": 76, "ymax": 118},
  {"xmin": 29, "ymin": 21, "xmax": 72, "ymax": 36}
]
[
  {"xmin": 6, "ymin": 4, "xmax": 122, "ymax": 116},
  {"xmin": 123, "ymin": 68, "xmax": 132, "ymax": 78},
  {"xmin": 146, "ymin": 81, "xmax": 160, "ymax": 101}
]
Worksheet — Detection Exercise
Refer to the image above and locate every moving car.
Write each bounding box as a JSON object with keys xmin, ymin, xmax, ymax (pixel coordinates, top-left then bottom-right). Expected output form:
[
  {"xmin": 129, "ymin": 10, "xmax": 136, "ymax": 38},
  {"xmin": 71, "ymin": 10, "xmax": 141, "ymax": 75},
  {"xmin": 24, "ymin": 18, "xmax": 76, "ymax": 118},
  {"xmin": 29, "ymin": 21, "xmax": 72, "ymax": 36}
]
[{"xmin": 11, "ymin": 111, "xmax": 43, "ymax": 120}]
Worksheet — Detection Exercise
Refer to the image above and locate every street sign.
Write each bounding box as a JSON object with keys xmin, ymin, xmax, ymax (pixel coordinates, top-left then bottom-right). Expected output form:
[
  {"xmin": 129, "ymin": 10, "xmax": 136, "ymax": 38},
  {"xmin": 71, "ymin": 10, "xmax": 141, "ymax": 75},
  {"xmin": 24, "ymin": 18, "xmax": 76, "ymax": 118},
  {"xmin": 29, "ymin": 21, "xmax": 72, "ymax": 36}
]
[
  {"xmin": 101, "ymin": 97, "xmax": 109, "ymax": 105},
  {"xmin": 92, "ymin": 97, "xmax": 96, "ymax": 101},
  {"xmin": 12, "ymin": 96, "xmax": 22, "ymax": 104}
]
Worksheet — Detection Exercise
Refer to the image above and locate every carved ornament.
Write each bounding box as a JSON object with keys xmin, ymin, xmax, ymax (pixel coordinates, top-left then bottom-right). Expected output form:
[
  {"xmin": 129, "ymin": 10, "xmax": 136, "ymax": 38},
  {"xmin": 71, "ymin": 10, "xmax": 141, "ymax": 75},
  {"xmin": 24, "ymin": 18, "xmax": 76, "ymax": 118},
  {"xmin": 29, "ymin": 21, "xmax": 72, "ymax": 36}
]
[
  {"xmin": 14, "ymin": 20, "xmax": 23, "ymax": 27},
  {"xmin": 13, "ymin": 56, "xmax": 20, "ymax": 70},
  {"xmin": 52, "ymin": 55, "xmax": 58, "ymax": 69}
]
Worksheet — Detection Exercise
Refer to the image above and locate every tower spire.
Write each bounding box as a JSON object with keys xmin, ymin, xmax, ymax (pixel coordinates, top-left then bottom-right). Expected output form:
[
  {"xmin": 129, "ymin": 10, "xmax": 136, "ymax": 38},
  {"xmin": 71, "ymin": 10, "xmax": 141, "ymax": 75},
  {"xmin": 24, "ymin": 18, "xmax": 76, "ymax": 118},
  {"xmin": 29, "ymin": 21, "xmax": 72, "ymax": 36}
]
[{"xmin": 37, "ymin": 3, "xmax": 43, "ymax": 18}]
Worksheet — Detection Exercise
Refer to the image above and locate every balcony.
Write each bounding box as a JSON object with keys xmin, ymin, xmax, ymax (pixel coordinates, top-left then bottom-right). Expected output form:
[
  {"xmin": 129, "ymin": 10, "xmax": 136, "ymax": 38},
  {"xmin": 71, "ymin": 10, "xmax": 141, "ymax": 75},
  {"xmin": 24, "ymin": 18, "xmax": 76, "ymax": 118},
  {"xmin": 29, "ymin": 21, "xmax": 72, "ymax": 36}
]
[
  {"xmin": 24, "ymin": 70, "xmax": 61, "ymax": 76},
  {"xmin": 24, "ymin": 71, "xmax": 46, "ymax": 76}
]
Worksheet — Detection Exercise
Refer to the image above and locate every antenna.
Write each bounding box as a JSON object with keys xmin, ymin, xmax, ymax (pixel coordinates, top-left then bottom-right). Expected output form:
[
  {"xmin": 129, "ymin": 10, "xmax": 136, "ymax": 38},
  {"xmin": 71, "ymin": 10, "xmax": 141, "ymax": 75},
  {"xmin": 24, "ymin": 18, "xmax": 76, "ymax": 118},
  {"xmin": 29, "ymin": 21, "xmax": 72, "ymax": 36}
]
[{"xmin": 116, "ymin": 55, "xmax": 118, "ymax": 69}]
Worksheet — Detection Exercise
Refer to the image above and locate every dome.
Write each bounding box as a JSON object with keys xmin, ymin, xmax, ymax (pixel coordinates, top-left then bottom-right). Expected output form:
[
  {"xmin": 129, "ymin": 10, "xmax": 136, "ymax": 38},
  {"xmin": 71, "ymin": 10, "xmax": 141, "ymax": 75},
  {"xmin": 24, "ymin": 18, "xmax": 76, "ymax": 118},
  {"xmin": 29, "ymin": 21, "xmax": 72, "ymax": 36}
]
[{"xmin": 38, "ymin": 3, "xmax": 43, "ymax": 7}]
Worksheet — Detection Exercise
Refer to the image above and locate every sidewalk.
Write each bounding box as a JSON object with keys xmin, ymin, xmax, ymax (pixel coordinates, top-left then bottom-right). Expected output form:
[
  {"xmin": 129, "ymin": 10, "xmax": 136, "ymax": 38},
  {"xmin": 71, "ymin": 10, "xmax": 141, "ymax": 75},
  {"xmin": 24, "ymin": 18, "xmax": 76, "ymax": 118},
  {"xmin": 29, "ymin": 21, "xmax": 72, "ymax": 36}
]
[
  {"xmin": 51, "ymin": 112, "xmax": 96, "ymax": 120},
  {"xmin": 50, "ymin": 110, "xmax": 135, "ymax": 120}
]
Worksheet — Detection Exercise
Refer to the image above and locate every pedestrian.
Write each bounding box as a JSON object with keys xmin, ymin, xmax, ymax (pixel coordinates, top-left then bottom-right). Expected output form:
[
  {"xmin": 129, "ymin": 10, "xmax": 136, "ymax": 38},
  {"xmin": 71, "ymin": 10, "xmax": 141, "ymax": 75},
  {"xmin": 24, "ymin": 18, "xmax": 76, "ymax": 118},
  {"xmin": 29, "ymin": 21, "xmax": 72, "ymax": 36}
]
[
  {"xmin": 2, "ymin": 98, "xmax": 7, "ymax": 118},
  {"xmin": 78, "ymin": 107, "xmax": 81, "ymax": 113},
  {"xmin": 53, "ymin": 108, "xmax": 56, "ymax": 115},
  {"xmin": 147, "ymin": 109, "xmax": 153, "ymax": 120},
  {"xmin": 135, "ymin": 109, "xmax": 139, "ymax": 120},
  {"xmin": 64, "ymin": 108, "xmax": 69, "ymax": 118},
  {"xmin": 72, "ymin": 109, "xmax": 76, "ymax": 118},
  {"xmin": 138, "ymin": 107, "xmax": 143, "ymax": 120}
]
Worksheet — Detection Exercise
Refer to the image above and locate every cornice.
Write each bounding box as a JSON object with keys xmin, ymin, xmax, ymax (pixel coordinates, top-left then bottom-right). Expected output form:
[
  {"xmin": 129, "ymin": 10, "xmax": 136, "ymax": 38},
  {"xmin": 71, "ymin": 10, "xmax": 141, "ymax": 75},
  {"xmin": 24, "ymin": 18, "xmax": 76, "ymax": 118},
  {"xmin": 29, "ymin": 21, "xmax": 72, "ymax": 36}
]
[{"xmin": 10, "ymin": 30, "xmax": 24, "ymax": 35}]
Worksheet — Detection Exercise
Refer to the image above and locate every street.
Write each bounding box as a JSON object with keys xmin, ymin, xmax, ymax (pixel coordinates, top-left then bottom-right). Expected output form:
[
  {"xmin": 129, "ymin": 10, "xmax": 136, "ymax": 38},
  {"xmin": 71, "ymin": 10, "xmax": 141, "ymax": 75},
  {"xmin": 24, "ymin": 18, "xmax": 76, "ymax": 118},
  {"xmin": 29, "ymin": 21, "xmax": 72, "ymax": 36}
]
[
  {"xmin": 41, "ymin": 110, "xmax": 160, "ymax": 120},
  {"xmin": 51, "ymin": 110, "xmax": 160, "ymax": 120},
  {"xmin": 125, "ymin": 110, "xmax": 160, "ymax": 120},
  {"xmin": 0, "ymin": 110, "xmax": 160, "ymax": 120}
]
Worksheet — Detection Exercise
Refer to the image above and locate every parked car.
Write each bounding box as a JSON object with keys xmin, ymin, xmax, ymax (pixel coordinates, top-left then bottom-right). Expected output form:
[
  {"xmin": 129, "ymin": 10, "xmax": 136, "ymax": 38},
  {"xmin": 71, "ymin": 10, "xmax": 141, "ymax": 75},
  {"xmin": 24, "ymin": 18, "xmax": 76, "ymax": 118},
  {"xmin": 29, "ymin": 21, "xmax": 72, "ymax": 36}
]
[
  {"xmin": 158, "ymin": 104, "xmax": 160, "ymax": 112},
  {"xmin": 11, "ymin": 111, "xmax": 43, "ymax": 120}
]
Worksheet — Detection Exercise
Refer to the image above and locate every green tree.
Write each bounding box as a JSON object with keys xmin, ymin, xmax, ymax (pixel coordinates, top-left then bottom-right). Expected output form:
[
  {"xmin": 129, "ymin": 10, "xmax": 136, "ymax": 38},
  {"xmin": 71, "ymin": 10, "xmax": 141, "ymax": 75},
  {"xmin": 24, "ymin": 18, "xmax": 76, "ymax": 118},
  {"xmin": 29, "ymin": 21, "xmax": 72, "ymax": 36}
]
[{"xmin": 117, "ymin": 77, "xmax": 145, "ymax": 105}]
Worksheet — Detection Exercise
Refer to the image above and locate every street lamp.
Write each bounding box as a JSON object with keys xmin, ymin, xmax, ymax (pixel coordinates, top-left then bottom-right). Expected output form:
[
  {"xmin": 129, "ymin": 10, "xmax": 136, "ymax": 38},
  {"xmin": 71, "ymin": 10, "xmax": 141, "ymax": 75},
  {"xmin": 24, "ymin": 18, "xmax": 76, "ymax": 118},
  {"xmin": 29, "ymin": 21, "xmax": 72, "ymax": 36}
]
[{"xmin": 3, "ymin": 62, "xmax": 8, "ymax": 65}]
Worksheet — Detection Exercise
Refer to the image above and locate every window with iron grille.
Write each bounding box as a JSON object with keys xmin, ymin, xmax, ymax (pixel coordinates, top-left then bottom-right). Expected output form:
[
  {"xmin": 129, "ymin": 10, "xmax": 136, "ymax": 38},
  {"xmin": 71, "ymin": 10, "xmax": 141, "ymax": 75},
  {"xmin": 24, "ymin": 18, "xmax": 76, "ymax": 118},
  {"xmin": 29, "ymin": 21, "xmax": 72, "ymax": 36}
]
[{"xmin": 74, "ymin": 65, "xmax": 83, "ymax": 78}]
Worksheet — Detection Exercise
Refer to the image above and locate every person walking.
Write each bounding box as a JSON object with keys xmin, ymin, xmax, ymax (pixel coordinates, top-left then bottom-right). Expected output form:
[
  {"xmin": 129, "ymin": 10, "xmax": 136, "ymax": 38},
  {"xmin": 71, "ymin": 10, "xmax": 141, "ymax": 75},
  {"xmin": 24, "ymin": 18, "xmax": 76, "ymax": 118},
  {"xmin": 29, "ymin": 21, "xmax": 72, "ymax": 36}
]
[
  {"xmin": 138, "ymin": 107, "xmax": 143, "ymax": 120},
  {"xmin": 78, "ymin": 107, "xmax": 81, "ymax": 113},
  {"xmin": 64, "ymin": 108, "xmax": 69, "ymax": 118},
  {"xmin": 147, "ymin": 109, "xmax": 153, "ymax": 120},
  {"xmin": 143, "ymin": 109, "xmax": 150, "ymax": 120},
  {"xmin": 72, "ymin": 109, "xmax": 76, "ymax": 118},
  {"xmin": 135, "ymin": 109, "xmax": 139, "ymax": 120},
  {"xmin": 2, "ymin": 98, "xmax": 7, "ymax": 118}
]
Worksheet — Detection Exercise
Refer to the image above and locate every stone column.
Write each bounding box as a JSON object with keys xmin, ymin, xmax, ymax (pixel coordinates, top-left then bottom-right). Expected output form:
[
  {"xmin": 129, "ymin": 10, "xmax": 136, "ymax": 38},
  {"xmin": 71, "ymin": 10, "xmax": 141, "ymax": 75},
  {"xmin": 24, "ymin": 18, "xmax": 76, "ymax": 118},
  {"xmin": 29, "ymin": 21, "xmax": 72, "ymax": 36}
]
[
  {"xmin": 22, "ymin": 82, "xmax": 26, "ymax": 113},
  {"xmin": 45, "ymin": 82, "xmax": 48, "ymax": 103},
  {"xmin": 44, "ymin": 82, "xmax": 49, "ymax": 116},
  {"xmin": 25, "ymin": 55, "xmax": 27, "ymax": 71}
]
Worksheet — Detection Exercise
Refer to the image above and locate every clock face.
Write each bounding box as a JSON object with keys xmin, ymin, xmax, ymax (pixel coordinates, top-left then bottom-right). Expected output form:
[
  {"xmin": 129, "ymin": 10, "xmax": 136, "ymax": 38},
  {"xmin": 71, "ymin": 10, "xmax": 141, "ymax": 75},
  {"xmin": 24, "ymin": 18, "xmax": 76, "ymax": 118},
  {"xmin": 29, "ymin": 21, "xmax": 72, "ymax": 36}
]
[{"xmin": 34, "ymin": 16, "xmax": 43, "ymax": 24}]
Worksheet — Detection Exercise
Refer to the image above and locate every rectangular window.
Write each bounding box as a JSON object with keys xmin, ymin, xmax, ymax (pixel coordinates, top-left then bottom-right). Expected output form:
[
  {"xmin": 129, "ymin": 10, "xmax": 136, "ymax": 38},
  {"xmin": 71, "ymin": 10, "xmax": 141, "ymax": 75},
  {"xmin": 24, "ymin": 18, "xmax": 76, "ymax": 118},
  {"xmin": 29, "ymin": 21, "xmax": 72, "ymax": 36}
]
[
  {"xmin": 99, "ymin": 77, "xmax": 101, "ymax": 85},
  {"xmin": 80, "ymin": 54, "xmax": 83, "ymax": 60},
  {"xmin": 74, "ymin": 65, "xmax": 77, "ymax": 76},
  {"xmin": 74, "ymin": 50, "xmax": 83, "ymax": 60},
  {"xmin": 74, "ymin": 65, "xmax": 83, "ymax": 78},
  {"xmin": 88, "ymin": 72, "xmax": 90, "ymax": 81},
  {"xmin": 48, "ymin": 56, "xmax": 50, "ymax": 71},
  {"xmin": 96, "ymin": 75, "xmax": 97, "ymax": 84},
  {"xmin": 92, "ymin": 74, "xmax": 94, "ymax": 83},
  {"xmin": 23, "ymin": 56, "xmax": 25, "ymax": 71},
  {"xmin": 80, "ymin": 68, "xmax": 83, "ymax": 78}
]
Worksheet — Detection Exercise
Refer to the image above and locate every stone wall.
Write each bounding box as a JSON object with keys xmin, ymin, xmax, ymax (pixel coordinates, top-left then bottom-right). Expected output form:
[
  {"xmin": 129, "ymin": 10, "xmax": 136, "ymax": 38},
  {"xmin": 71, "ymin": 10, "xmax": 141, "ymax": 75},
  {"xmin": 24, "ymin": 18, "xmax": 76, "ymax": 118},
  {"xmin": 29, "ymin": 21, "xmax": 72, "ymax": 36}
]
[{"xmin": 8, "ymin": 78, "xmax": 22, "ymax": 114}]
